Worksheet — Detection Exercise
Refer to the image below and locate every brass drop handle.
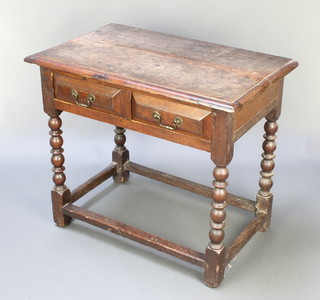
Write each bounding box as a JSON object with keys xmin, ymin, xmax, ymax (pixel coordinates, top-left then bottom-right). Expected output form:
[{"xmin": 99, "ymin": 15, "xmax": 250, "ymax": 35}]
[
  {"xmin": 152, "ymin": 111, "xmax": 183, "ymax": 130},
  {"xmin": 71, "ymin": 89, "xmax": 95, "ymax": 108}
]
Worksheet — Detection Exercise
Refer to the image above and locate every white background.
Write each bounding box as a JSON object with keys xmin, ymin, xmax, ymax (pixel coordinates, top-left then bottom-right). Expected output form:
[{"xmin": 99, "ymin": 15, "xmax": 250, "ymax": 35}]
[{"xmin": 1, "ymin": 1, "xmax": 319, "ymax": 299}]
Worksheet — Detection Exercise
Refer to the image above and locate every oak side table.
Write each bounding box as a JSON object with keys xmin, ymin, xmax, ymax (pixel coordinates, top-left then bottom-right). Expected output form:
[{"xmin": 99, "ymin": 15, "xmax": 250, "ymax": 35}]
[{"xmin": 25, "ymin": 24, "xmax": 298, "ymax": 287}]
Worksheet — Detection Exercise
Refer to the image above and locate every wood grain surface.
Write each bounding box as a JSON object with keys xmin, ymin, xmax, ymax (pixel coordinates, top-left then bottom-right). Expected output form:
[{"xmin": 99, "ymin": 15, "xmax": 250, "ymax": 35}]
[{"xmin": 25, "ymin": 24, "xmax": 297, "ymax": 109}]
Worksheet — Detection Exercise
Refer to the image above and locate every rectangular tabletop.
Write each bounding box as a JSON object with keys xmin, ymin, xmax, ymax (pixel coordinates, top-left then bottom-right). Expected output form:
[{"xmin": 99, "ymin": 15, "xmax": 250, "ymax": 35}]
[{"xmin": 25, "ymin": 24, "xmax": 298, "ymax": 110}]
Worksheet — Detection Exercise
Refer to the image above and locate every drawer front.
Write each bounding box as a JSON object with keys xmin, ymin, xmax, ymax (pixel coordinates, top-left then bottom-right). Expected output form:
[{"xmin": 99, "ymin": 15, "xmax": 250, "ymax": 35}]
[
  {"xmin": 132, "ymin": 93, "xmax": 212, "ymax": 139},
  {"xmin": 54, "ymin": 73, "xmax": 131, "ymax": 117}
]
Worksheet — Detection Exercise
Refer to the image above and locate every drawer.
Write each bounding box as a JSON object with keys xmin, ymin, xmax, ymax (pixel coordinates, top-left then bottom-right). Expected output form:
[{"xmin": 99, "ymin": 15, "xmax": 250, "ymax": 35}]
[
  {"xmin": 53, "ymin": 73, "xmax": 131, "ymax": 117},
  {"xmin": 132, "ymin": 93, "xmax": 212, "ymax": 139}
]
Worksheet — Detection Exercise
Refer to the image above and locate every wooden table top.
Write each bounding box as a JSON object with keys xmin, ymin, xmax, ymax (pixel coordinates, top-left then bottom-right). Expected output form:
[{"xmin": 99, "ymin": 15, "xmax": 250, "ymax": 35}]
[{"xmin": 25, "ymin": 24, "xmax": 298, "ymax": 109}]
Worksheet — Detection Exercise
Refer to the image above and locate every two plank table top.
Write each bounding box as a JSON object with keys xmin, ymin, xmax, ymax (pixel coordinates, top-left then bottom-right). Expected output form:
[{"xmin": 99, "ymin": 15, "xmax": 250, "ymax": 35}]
[{"xmin": 25, "ymin": 24, "xmax": 298, "ymax": 287}]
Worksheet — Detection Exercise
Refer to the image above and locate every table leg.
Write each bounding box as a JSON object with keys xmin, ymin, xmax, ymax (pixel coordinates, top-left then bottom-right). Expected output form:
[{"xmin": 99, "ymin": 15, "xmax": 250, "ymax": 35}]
[
  {"xmin": 112, "ymin": 126, "xmax": 130, "ymax": 183},
  {"xmin": 256, "ymin": 118, "xmax": 278, "ymax": 232},
  {"xmin": 204, "ymin": 165, "xmax": 229, "ymax": 287},
  {"xmin": 49, "ymin": 114, "xmax": 72, "ymax": 227}
]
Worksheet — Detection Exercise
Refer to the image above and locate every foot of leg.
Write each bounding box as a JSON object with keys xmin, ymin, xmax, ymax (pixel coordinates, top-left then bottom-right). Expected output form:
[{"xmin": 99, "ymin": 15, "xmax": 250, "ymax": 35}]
[
  {"xmin": 204, "ymin": 245, "xmax": 226, "ymax": 287},
  {"xmin": 51, "ymin": 187, "xmax": 72, "ymax": 227}
]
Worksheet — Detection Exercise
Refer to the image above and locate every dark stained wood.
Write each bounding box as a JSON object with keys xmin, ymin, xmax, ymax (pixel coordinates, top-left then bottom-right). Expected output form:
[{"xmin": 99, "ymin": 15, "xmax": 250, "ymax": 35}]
[
  {"xmin": 53, "ymin": 97, "xmax": 212, "ymax": 152},
  {"xmin": 25, "ymin": 24, "xmax": 297, "ymax": 110},
  {"xmin": 209, "ymin": 166, "xmax": 229, "ymax": 248},
  {"xmin": 234, "ymin": 80, "xmax": 283, "ymax": 139},
  {"xmin": 62, "ymin": 203, "xmax": 205, "ymax": 267},
  {"xmin": 266, "ymin": 84, "xmax": 284, "ymax": 122},
  {"xmin": 112, "ymin": 127, "xmax": 130, "ymax": 183},
  {"xmin": 49, "ymin": 115, "xmax": 71, "ymax": 226},
  {"xmin": 204, "ymin": 166, "xmax": 229, "ymax": 287},
  {"xmin": 124, "ymin": 161, "xmax": 256, "ymax": 212},
  {"xmin": 225, "ymin": 194, "xmax": 256, "ymax": 213},
  {"xmin": 204, "ymin": 246, "xmax": 226, "ymax": 288},
  {"xmin": 125, "ymin": 160, "xmax": 212, "ymax": 196},
  {"xmin": 54, "ymin": 72, "xmax": 132, "ymax": 117},
  {"xmin": 70, "ymin": 163, "xmax": 117, "ymax": 203},
  {"xmin": 25, "ymin": 23, "xmax": 298, "ymax": 288},
  {"xmin": 255, "ymin": 118, "xmax": 278, "ymax": 232},
  {"xmin": 40, "ymin": 67, "xmax": 58, "ymax": 115},
  {"xmin": 224, "ymin": 213, "xmax": 266, "ymax": 266},
  {"xmin": 132, "ymin": 92, "xmax": 212, "ymax": 139},
  {"xmin": 211, "ymin": 110, "xmax": 234, "ymax": 166},
  {"xmin": 234, "ymin": 96, "xmax": 278, "ymax": 142}
]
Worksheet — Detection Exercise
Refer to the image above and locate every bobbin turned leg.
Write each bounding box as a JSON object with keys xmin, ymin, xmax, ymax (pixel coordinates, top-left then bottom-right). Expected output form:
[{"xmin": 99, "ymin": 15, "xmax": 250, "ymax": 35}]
[
  {"xmin": 112, "ymin": 126, "xmax": 130, "ymax": 183},
  {"xmin": 204, "ymin": 165, "xmax": 229, "ymax": 287},
  {"xmin": 256, "ymin": 117, "xmax": 278, "ymax": 232},
  {"xmin": 49, "ymin": 114, "xmax": 72, "ymax": 227},
  {"xmin": 204, "ymin": 111, "xmax": 234, "ymax": 288}
]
